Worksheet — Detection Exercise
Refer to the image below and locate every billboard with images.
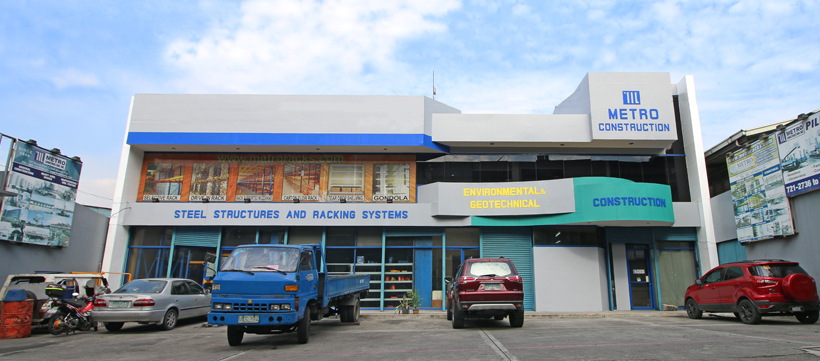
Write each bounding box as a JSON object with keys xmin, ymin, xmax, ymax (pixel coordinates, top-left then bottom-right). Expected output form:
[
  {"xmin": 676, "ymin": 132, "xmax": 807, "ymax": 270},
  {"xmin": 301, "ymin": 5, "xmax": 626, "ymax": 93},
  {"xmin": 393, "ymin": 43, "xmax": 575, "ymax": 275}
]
[
  {"xmin": 0, "ymin": 142, "xmax": 82, "ymax": 246},
  {"xmin": 727, "ymin": 136, "xmax": 794, "ymax": 243},
  {"xmin": 138, "ymin": 153, "xmax": 416, "ymax": 203},
  {"xmin": 776, "ymin": 112, "xmax": 820, "ymax": 197}
]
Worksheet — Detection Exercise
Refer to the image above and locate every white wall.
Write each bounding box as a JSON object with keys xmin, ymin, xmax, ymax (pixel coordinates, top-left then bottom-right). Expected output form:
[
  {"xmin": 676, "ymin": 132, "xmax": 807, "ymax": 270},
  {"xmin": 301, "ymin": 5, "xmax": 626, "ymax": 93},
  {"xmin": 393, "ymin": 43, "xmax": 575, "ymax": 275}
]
[
  {"xmin": 710, "ymin": 191, "xmax": 737, "ymax": 242},
  {"xmin": 611, "ymin": 243, "xmax": 631, "ymax": 310},
  {"xmin": 533, "ymin": 246, "xmax": 608, "ymax": 312}
]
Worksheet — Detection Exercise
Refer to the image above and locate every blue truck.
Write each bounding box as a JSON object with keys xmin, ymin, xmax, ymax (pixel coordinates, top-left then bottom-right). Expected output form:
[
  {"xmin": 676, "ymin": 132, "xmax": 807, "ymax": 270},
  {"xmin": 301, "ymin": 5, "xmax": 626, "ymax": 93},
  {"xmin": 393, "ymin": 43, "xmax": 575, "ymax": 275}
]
[{"xmin": 207, "ymin": 244, "xmax": 370, "ymax": 345}]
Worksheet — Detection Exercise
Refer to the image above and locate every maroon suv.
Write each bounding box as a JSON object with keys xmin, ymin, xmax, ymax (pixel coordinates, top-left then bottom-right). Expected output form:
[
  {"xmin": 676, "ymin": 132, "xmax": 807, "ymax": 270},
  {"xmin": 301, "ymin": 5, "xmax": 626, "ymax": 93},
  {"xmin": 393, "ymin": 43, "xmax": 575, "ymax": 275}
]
[
  {"xmin": 684, "ymin": 259, "xmax": 819, "ymax": 324},
  {"xmin": 445, "ymin": 257, "xmax": 524, "ymax": 329}
]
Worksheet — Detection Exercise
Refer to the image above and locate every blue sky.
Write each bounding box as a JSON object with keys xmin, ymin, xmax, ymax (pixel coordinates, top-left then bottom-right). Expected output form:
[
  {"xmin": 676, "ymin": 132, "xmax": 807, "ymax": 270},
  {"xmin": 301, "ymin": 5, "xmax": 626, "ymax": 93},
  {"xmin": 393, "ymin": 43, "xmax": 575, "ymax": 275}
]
[{"xmin": 1, "ymin": 0, "xmax": 818, "ymax": 207}]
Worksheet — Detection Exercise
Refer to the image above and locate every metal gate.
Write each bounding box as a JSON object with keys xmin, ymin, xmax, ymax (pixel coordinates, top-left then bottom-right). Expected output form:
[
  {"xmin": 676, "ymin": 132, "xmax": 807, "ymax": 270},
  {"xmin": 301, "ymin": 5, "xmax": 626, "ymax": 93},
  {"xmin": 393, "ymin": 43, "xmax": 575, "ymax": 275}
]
[{"xmin": 480, "ymin": 227, "xmax": 535, "ymax": 311}]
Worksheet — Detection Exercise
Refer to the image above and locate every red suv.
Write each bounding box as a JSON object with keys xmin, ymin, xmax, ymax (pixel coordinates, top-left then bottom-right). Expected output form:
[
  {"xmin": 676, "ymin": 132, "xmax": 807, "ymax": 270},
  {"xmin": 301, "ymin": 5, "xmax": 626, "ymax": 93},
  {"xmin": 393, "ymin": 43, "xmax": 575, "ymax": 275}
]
[
  {"xmin": 445, "ymin": 257, "xmax": 524, "ymax": 329},
  {"xmin": 684, "ymin": 259, "xmax": 819, "ymax": 324}
]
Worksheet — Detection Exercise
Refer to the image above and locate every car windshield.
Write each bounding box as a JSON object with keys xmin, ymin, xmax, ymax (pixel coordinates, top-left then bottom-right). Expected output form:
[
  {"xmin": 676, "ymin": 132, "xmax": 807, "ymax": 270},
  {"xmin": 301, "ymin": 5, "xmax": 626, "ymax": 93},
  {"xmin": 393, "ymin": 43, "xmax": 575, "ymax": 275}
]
[
  {"xmin": 749, "ymin": 264, "xmax": 808, "ymax": 278},
  {"xmin": 467, "ymin": 262, "xmax": 514, "ymax": 277},
  {"xmin": 114, "ymin": 280, "xmax": 167, "ymax": 294},
  {"xmin": 221, "ymin": 247, "xmax": 300, "ymax": 272}
]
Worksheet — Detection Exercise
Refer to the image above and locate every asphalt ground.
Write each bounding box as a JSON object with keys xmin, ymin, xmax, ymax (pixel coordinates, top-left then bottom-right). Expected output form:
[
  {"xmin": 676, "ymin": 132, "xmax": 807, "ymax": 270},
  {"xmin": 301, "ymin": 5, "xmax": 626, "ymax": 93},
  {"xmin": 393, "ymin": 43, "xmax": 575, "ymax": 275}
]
[{"xmin": 1, "ymin": 310, "xmax": 819, "ymax": 360}]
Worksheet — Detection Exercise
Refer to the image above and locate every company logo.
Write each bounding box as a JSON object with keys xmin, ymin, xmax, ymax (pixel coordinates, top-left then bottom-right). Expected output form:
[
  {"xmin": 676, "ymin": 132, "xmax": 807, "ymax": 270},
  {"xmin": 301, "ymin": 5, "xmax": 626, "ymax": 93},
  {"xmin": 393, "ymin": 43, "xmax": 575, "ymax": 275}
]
[
  {"xmin": 34, "ymin": 151, "xmax": 67, "ymax": 171},
  {"xmin": 622, "ymin": 91, "xmax": 640, "ymax": 105}
]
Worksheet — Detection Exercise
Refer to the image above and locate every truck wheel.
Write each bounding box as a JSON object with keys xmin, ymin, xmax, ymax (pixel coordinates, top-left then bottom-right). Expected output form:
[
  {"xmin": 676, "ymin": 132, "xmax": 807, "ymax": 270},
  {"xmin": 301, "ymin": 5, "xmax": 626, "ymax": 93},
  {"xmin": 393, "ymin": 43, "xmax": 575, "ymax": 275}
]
[
  {"xmin": 297, "ymin": 306, "xmax": 311, "ymax": 344},
  {"xmin": 451, "ymin": 304, "xmax": 464, "ymax": 329},
  {"xmin": 346, "ymin": 298, "xmax": 360, "ymax": 323},
  {"xmin": 510, "ymin": 308, "xmax": 524, "ymax": 327},
  {"xmin": 227, "ymin": 326, "xmax": 244, "ymax": 346},
  {"xmin": 339, "ymin": 307, "xmax": 349, "ymax": 323}
]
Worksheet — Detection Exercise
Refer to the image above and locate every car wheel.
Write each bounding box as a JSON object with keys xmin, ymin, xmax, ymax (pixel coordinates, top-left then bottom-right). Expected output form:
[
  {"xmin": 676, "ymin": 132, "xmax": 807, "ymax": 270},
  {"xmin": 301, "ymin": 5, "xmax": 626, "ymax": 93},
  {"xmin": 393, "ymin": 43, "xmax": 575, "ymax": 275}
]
[
  {"xmin": 685, "ymin": 298, "xmax": 703, "ymax": 319},
  {"xmin": 733, "ymin": 312, "xmax": 740, "ymax": 320},
  {"xmin": 494, "ymin": 315, "xmax": 505, "ymax": 320},
  {"xmin": 227, "ymin": 326, "xmax": 244, "ymax": 346},
  {"xmin": 104, "ymin": 322, "xmax": 124, "ymax": 332},
  {"xmin": 795, "ymin": 310, "xmax": 819, "ymax": 324},
  {"xmin": 297, "ymin": 306, "xmax": 311, "ymax": 344},
  {"xmin": 446, "ymin": 304, "xmax": 452, "ymax": 321},
  {"xmin": 160, "ymin": 309, "xmax": 178, "ymax": 331},
  {"xmin": 509, "ymin": 308, "xmax": 524, "ymax": 327},
  {"xmin": 451, "ymin": 303, "xmax": 464, "ymax": 329},
  {"xmin": 737, "ymin": 299, "xmax": 761, "ymax": 324},
  {"xmin": 48, "ymin": 312, "xmax": 65, "ymax": 335}
]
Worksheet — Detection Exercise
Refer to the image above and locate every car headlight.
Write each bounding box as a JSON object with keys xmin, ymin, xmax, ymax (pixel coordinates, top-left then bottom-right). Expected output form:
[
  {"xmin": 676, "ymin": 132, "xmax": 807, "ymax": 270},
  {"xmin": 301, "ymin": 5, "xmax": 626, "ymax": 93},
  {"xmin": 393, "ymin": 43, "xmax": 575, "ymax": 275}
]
[
  {"xmin": 212, "ymin": 284, "xmax": 220, "ymax": 291},
  {"xmin": 281, "ymin": 304, "xmax": 291, "ymax": 310},
  {"xmin": 214, "ymin": 303, "xmax": 223, "ymax": 309},
  {"xmin": 270, "ymin": 304, "xmax": 280, "ymax": 311},
  {"xmin": 224, "ymin": 303, "xmax": 232, "ymax": 310}
]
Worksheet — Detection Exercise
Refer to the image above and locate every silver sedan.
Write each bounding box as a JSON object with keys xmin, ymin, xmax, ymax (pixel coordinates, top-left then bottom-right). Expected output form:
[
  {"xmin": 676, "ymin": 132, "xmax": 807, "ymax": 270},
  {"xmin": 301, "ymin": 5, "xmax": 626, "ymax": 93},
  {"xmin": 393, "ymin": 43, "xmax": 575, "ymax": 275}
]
[{"xmin": 92, "ymin": 278, "xmax": 211, "ymax": 331}]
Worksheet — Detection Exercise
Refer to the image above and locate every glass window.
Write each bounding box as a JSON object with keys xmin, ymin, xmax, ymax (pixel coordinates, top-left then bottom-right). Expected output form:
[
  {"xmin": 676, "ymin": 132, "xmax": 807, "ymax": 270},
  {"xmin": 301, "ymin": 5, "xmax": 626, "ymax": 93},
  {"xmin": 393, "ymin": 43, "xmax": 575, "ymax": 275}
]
[
  {"xmin": 126, "ymin": 248, "xmax": 170, "ymax": 279},
  {"xmin": 326, "ymin": 227, "xmax": 356, "ymax": 246},
  {"xmin": 186, "ymin": 281, "xmax": 205, "ymax": 294},
  {"xmin": 533, "ymin": 227, "xmax": 603, "ymax": 246},
  {"xmin": 171, "ymin": 281, "xmax": 189, "ymax": 295},
  {"xmin": 467, "ymin": 261, "xmax": 514, "ymax": 277},
  {"xmin": 221, "ymin": 227, "xmax": 257, "ymax": 247},
  {"xmin": 444, "ymin": 228, "xmax": 480, "ymax": 247},
  {"xmin": 723, "ymin": 266, "xmax": 744, "ymax": 280},
  {"xmin": 357, "ymin": 227, "xmax": 383, "ymax": 246},
  {"xmin": 749, "ymin": 264, "xmax": 808, "ymax": 277},
  {"xmin": 131, "ymin": 227, "xmax": 173, "ymax": 246},
  {"xmin": 703, "ymin": 269, "xmax": 723, "ymax": 284},
  {"xmin": 221, "ymin": 247, "xmax": 300, "ymax": 272},
  {"xmin": 288, "ymin": 227, "xmax": 323, "ymax": 245},
  {"xmin": 479, "ymin": 162, "xmax": 509, "ymax": 182},
  {"xmin": 564, "ymin": 159, "xmax": 592, "ymax": 178},
  {"xmin": 446, "ymin": 162, "xmax": 479, "ymax": 182},
  {"xmin": 115, "ymin": 279, "xmax": 167, "ymax": 294},
  {"xmin": 300, "ymin": 251, "xmax": 315, "ymax": 271},
  {"xmin": 536, "ymin": 157, "xmax": 563, "ymax": 180},
  {"xmin": 258, "ymin": 228, "xmax": 285, "ymax": 245}
]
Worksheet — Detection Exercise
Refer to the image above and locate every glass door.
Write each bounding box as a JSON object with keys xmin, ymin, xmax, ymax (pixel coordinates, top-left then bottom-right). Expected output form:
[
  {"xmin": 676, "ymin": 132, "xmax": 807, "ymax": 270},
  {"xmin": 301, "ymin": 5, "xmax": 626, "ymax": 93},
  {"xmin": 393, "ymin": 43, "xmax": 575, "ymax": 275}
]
[{"xmin": 626, "ymin": 245, "xmax": 654, "ymax": 310}]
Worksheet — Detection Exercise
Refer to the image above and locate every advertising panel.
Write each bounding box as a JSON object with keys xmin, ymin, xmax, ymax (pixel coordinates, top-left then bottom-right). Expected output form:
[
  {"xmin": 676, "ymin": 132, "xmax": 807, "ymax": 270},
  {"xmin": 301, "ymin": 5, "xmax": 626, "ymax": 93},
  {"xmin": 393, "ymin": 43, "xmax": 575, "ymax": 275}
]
[
  {"xmin": 726, "ymin": 136, "xmax": 794, "ymax": 243},
  {"xmin": 138, "ymin": 153, "xmax": 415, "ymax": 203},
  {"xmin": 775, "ymin": 112, "xmax": 820, "ymax": 197},
  {"xmin": 0, "ymin": 142, "xmax": 82, "ymax": 246}
]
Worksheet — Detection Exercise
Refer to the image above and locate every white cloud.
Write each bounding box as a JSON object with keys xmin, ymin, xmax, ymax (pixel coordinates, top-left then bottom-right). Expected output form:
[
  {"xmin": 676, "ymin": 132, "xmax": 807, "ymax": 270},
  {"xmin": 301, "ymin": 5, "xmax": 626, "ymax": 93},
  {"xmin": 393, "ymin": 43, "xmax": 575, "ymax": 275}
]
[
  {"xmin": 165, "ymin": 0, "xmax": 461, "ymax": 94},
  {"xmin": 50, "ymin": 69, "xmax": 101, "ymax": 89}
]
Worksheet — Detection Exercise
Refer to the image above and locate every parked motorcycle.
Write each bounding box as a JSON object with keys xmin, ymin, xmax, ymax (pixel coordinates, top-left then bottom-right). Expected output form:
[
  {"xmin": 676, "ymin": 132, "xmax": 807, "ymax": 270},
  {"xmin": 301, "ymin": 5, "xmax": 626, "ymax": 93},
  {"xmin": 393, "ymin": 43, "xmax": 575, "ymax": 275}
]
[{"xmin": 45, "ymin": 283, "xmax": 99, "ymax": 335}]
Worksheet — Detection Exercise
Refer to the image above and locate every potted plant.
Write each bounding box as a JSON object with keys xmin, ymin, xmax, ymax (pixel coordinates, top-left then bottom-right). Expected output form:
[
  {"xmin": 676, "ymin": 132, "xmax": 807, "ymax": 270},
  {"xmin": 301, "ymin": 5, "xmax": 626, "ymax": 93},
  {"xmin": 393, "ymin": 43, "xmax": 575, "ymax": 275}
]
[
  {"xmin": 394, "ymin": 297, "xmax": 411, "ymax": 314},
  {"xmin": 406, "ymin": 289, "xmax": 424, "ymax": 314}
]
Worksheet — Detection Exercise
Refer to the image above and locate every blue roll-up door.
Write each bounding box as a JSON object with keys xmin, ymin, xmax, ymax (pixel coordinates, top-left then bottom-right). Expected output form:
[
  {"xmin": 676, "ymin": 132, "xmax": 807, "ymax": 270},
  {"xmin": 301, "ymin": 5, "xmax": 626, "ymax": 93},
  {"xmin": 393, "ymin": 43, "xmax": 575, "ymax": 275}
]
[
  {"xmin": 480, "ymin": 227, "xmax": 534, "ymax": 311},
  {"xmin": 174, "ymin": 227, "xmax": 221, "ymax": 247}
]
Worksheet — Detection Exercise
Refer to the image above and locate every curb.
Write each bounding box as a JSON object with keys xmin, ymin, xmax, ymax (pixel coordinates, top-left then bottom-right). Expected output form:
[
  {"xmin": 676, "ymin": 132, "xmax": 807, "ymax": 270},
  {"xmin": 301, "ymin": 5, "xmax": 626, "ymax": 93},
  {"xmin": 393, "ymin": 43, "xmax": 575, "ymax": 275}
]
[{"xmin": 359, "ymin": 311, "xmax": 688, "ymax": 320}]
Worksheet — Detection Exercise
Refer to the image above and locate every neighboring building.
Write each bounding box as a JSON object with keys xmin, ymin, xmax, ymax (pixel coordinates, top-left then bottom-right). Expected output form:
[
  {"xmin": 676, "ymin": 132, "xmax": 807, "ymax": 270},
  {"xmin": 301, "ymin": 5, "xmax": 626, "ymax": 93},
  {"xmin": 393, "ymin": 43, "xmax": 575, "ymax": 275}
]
[
  {"xmin": 102, "ymin": 72, "xmax": 718, "ymax": 312},
  {"xmin": 706, "ymin": 110, "xmax": 820, "ymax": 281}
]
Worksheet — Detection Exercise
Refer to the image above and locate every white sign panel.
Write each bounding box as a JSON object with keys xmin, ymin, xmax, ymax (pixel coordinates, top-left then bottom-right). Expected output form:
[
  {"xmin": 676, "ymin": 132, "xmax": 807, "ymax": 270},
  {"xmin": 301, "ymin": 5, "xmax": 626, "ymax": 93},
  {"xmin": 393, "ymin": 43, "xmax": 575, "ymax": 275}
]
[{"xmin": 588, "ymin": 73, "xmax": 677, "ymax": 142}]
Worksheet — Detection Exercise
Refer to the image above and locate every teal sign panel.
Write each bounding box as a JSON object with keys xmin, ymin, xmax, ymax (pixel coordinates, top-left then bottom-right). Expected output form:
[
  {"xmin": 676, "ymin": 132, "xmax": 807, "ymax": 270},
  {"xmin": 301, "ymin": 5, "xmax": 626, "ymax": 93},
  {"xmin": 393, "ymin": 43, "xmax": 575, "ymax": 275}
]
[{"xmin": 471, "ymin": 177, "xmax": 674, "ymax": 226}]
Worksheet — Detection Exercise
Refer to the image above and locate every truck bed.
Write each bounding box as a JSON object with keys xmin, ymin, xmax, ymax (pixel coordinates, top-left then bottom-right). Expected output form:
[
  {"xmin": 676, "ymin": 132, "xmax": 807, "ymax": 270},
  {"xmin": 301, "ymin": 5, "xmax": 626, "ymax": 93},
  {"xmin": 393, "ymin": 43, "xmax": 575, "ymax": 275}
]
[{"xmin": 323, "ymin": 274, "xmax": 370, "ymax": 300}]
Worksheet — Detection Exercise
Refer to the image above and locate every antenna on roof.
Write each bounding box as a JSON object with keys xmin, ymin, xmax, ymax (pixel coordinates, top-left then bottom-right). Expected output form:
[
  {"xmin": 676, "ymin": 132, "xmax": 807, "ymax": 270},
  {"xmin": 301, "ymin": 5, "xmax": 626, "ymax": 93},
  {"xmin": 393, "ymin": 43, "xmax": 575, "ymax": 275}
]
[{"xmin": 433, "ymin": 71, "xmax": 436, "ymax": 100}]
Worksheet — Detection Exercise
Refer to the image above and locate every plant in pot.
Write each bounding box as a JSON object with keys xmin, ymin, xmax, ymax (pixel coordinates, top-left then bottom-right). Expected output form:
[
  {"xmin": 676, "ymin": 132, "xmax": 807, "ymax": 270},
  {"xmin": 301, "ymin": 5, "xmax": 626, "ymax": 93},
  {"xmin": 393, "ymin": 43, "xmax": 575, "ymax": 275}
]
[
  {"xmin": 407, "ymin": 289, "xmax": 424, "ymax": 314},
  {"xmin": 394, "ymin": 296, "xmax": 411, "ymax": 314}
]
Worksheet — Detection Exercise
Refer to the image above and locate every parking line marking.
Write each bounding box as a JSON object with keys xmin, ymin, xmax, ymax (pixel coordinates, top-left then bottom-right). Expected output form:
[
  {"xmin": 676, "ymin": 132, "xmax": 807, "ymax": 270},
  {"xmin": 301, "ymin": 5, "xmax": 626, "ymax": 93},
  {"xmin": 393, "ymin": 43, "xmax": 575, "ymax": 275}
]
[{"xmin": 479, "ymin": 329, "xmax": 518, "ymax": 361}]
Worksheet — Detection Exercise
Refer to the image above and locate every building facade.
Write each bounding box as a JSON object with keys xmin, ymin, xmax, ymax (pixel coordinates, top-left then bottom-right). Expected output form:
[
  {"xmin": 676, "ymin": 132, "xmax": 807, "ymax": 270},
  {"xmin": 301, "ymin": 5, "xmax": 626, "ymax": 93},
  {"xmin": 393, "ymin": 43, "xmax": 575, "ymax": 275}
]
[
  {"xmin": 706, "ymin": 110, "xmax": 820, "ymax": 281},
  {"xmin": 102, "ymin": 72, "xmax": 718, "ymax": 312}
]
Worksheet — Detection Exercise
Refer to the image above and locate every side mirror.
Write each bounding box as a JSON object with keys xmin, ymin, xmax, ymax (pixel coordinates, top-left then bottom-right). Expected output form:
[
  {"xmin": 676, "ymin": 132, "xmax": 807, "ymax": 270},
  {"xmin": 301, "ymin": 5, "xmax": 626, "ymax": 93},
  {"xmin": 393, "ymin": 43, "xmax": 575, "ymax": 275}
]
[
  {"xmin": 695, "ymin": 279, "xmax": 703, "ymax": 286},
  {"xmin": 71, "ymin": 292, "xmax": 80, "ymax": 298},
  {"xmin": 445, "ymin": 276, "xmax": 453, "ymax": 283},
  {"xmin": 204, "ymin": 253, "xmax": 217, "ymax": 263}
]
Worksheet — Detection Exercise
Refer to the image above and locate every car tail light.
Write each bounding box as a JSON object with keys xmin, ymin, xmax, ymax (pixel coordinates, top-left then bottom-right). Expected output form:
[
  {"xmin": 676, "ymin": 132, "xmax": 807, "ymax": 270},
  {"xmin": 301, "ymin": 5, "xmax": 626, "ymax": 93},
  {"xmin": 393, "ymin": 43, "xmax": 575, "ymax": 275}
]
[
  {"xmin": 133, "ymin": 299, "xmax": 155, "ymax": 307},
  {"xmin": 93, "ymin": 299, "xmax": 107, "ymax": 307},
  {"xmin": 458, "ymin": 277, "xmax": 476, "ymax": 284},
  {"xmin": 755, "ymin": 279, "xmax": 778, "ymax": 286},
  {"xmin": 507, "ymin": 275, "xmax": 522, "ymax": 283}
]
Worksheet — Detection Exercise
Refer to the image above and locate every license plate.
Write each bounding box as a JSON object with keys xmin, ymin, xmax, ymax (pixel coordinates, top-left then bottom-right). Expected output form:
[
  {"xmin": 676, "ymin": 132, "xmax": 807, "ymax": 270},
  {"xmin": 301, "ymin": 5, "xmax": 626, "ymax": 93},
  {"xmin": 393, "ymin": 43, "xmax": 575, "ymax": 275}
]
[
  {"xmin": 238, "ymin": 315, "xmax": 259, "ymax": 324},
  {"xmin": 483, "ymin": 283, "xmax": 501, "ymax": 291},
  {"xmin": 791, "ymin": 306, "xmax": 804, "ymax": 312},
  {"xmin": 110, "ymin": 301, "xmax": 129, "ymax": 308}
]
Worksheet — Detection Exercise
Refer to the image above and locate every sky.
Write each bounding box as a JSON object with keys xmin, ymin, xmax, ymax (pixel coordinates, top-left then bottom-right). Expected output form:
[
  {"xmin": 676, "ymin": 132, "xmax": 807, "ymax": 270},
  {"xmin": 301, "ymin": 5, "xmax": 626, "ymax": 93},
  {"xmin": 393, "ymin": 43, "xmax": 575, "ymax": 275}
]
[{"xmin": 1, "ymin": 0, "xmax": 818, "ymax": 208}]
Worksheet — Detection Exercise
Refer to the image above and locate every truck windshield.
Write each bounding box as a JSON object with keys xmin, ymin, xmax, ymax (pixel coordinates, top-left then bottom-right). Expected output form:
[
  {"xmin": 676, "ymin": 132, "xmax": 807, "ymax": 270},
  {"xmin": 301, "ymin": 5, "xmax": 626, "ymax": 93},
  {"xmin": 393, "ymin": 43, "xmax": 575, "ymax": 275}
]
[{"xmin": 221, "ymin": 247, "xmax": 300, "ymax": 273}]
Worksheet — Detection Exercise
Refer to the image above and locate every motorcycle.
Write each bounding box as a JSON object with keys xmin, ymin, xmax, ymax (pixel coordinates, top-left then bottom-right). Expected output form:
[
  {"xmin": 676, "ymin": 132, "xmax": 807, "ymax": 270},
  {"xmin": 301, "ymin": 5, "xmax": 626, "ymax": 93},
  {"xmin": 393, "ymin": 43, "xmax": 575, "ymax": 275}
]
[{"xmin": 45, "ymin": 282, "xmax": 101, "ymax": 335}]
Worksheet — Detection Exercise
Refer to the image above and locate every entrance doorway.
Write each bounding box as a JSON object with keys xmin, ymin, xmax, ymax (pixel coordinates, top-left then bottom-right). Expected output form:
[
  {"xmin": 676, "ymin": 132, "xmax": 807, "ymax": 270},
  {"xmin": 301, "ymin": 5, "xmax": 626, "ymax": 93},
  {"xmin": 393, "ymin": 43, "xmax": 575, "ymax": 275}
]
[{"xmin": 626, "ymin": 245, "xmax": 654, "ymax": 309}]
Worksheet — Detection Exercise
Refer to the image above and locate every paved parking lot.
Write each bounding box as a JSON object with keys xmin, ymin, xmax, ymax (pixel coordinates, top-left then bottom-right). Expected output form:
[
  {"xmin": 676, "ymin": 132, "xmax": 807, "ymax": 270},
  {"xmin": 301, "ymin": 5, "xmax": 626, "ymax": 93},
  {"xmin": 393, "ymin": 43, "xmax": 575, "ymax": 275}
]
[{"xmin": 1, "ymin": 312, "xmax": 819, "ymax": 360}]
